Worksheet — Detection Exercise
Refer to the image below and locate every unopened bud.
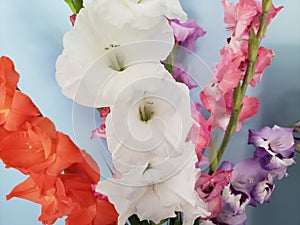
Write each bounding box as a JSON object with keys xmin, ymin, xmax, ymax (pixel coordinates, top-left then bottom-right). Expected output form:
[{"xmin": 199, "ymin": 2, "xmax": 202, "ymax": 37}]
[
  {"xmin": 70, "ymin": 14, "xmax": 76, "ymax": 26},
  {"xmin": 262, "ymin": 0, "xmax": 272, "ymax": 13}
]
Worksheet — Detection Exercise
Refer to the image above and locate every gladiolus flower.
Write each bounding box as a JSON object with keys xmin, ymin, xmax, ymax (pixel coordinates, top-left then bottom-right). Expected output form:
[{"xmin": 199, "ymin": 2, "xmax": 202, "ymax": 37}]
[
  {"xmin": 169, "ymin": 18, "xmax": 206, "ymax": 52},
  {"xmin": 97, "ymin": 153, "xmax": 210, "ymax": 225},
  {"xmin": 0, "ymin": 56, "xmax": 39, "ymax": 130},
  {"xmin": 195, "ymin": 170, "xmax": 232, "ymax": 219},
  {"xmin": 56, "ymin": 0, "xmax": 174, "ymax": 107}
]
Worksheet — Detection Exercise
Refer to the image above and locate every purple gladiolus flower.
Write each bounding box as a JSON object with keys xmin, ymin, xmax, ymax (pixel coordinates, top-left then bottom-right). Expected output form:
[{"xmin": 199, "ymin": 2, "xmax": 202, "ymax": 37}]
[
  {"xmin": 214, "ymin": 185, "xmax": 249, "ymax": 225},
  {"xmin": 231, "ymin": 158, "xmax": 269, "ymax": 193},
  {"xmin": 248, "ymin": 125, "xmax": 295, "ymax": 158},
  {"xmin": 173, "ymin": 62, "xmax": 197, "ymax": 89},
  {"xmin": 169, "ymin": 18, "xmax": 206, "ymax": 52},
  {"xmin": 250, "ymin": 174, "xmax": 275, "ymax": 205},
  {"xmin": 249, "ymin": 125, "xmax": 296, "ymax": 178}
]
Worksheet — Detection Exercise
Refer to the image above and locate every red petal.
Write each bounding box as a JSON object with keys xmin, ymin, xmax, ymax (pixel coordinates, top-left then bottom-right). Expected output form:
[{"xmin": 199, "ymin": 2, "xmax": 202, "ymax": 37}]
[{"xmin": 4, "ymin": 91, "xmax": 40, "ymax": 131}]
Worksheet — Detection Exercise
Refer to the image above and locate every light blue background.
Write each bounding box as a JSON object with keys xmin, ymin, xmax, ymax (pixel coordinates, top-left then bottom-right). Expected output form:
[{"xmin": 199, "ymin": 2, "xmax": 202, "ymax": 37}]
[{"xmin": 0, "ymin": 0, "xmax": 299, "ymax": 225}]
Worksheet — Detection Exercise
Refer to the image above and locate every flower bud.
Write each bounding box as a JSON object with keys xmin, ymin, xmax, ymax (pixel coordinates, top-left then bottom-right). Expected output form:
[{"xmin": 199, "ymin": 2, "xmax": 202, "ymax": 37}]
[{"xmin": 262, "ymin": 0, "xmax": 272, "ymax": 13}]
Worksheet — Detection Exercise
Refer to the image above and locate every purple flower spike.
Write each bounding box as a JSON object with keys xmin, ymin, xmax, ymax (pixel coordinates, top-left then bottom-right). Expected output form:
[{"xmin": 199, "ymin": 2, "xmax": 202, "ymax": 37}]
[{"xmin": 169, "ymin": 18, "xmax": 206, "ymax": 52}]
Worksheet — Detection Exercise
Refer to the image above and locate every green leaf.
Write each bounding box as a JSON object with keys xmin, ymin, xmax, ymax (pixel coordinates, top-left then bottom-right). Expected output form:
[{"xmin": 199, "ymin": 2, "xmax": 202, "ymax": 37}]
[{"xmin": 64, "ymin": 0, "xmax": 83, "ymax": 14}]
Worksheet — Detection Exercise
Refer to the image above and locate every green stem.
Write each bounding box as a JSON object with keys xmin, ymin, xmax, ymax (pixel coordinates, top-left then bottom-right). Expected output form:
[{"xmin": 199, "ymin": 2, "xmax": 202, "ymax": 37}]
[{"xmin": 209, "ymin": 1, "xmax": 272, "ymax": 173}]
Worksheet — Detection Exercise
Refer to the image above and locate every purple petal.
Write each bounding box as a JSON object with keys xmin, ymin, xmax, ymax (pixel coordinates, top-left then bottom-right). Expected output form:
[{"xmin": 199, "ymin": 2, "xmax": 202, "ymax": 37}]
[
  {"xmin": 173, "ymin": 62, "xmax": 197, "ymax": 89},
  {"xmin": 231, "ymin": 158, "xmax": 268, "ymax": 194},
  {"xmin": 169, "ymin": 18, "xmax": 206, "ymax": 52},
  {"xmin": 250, "ymin": 175, "xmax": 275, "ymax": 205},
  {"xmin": 218, "ymin": 161, "xmax": 234, "ymax": 171}
]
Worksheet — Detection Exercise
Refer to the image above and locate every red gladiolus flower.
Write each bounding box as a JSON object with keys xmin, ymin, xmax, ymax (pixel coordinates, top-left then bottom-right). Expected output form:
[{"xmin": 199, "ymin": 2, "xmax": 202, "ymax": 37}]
[
  {"xmin": 0, "ymin": 56, "xmax": 40, "ymax": 131},
  {"xmin": 0, "ymin": 117, "xmax": 84, "ymax": 175}
]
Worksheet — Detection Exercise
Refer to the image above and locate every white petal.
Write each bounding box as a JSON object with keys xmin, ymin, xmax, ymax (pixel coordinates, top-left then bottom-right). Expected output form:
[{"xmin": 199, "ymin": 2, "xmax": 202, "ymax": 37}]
[
  {"xmin": 56, "ymin": 0, "xmax": 174, "ymax": 107},
  {"xmin": 164, "ymin": 0, "xmax": 188, "ymax": 21},
  {"xmin": 97, "ymin": 152, "xmax": 209, "ymax": 224},
  {"xmin": 94, "ymin": 0, "xmax": 186, "ymax": 29}
]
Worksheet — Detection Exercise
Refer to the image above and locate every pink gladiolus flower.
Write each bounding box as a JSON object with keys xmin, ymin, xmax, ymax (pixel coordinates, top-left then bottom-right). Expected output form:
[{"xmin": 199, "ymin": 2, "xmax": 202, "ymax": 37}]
[
  {"xmin": 249, "ymin": 46, "xmax": 274, "ymax": 87},
  {"xmin": 213, "ymin": 41, "xmax": 245, "ymax": 95},
  {"xmin": 213, "ymin": 39, "xmax": 274, "ymax": 94},
  {"xmin": 200, "ymin": 84, "xmax": 259, "ymax": 131},
  {"xmin": 222, "ymin": 0, "xmax": 283, "ymax": 40},
  {"xmin": 195, "ymin": 170, "xmax": 232, "ymax": 219},
  {"xmin": 186, "ymin": 102, "xmax": 211, "ymax": 162},
  {"xmin": 169, "ymin": 18, "xmax": 206, "ymax": 52}
]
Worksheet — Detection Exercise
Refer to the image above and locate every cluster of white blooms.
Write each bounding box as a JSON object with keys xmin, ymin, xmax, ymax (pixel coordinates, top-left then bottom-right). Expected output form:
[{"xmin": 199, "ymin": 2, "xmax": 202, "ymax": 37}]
[{"xmin": 56, "ymin": 0, "xmax": 210, "ymax": 224}]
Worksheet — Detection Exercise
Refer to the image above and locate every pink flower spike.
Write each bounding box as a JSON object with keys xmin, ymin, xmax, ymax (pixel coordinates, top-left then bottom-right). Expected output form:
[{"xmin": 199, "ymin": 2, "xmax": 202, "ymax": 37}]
[
  {"xmin": 222, "ymin": 0, "xmax": 258, "ymax": 39},
  {"xmin": 70, "ymin": 14, "xmax": 76, "ymax": 26},
  {"xmin": 169, "ymin": 19, "xmax": 206, "ymax": 52}
]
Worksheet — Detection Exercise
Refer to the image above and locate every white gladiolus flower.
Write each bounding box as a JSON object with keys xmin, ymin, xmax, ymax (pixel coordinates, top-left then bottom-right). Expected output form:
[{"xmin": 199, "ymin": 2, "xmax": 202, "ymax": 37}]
[
  {"xmin": 96, "ymin": 153, "xmax": 210, "ymax": 225},
  {"xmin": 55, "ymin": 0, "xmax": 174, "ymax": 107},
  {"xmin": 94, "ymin": 0, "xmax": 187, "ymax": 29},
  {"xmin": 102, "ymin": 62, "xmax": 194, "ymax": 185}
]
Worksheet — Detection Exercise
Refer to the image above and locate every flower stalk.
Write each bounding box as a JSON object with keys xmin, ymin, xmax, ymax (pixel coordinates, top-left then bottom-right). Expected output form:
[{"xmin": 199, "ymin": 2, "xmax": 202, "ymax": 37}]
[{"xmin": 209, "ymin": 0, "xmax": 273, "ymax": 173}]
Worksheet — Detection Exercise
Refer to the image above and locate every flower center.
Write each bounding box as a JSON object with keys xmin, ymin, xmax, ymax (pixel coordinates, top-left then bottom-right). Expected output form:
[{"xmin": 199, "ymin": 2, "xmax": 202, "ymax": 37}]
[
  {"xmin": 104, "ymin": 43, "xmax": 125, "ymax": 71},
  {"xmin": 139, "ymin": 101, "xmax": 154, "ymax": 122}
]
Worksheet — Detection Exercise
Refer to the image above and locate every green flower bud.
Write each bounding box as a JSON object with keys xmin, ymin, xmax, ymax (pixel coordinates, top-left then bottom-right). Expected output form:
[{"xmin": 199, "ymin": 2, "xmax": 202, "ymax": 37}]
[{"xmin": 262, "ymin": 0, "xmax": 272, "ymax": 13}]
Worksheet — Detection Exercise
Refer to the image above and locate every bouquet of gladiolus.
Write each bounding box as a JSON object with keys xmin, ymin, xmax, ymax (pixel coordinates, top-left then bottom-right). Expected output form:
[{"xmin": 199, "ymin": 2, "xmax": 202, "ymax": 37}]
[{"xmin": 0, "ymin": 0, "xmax": 299, "ymax": 225}]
